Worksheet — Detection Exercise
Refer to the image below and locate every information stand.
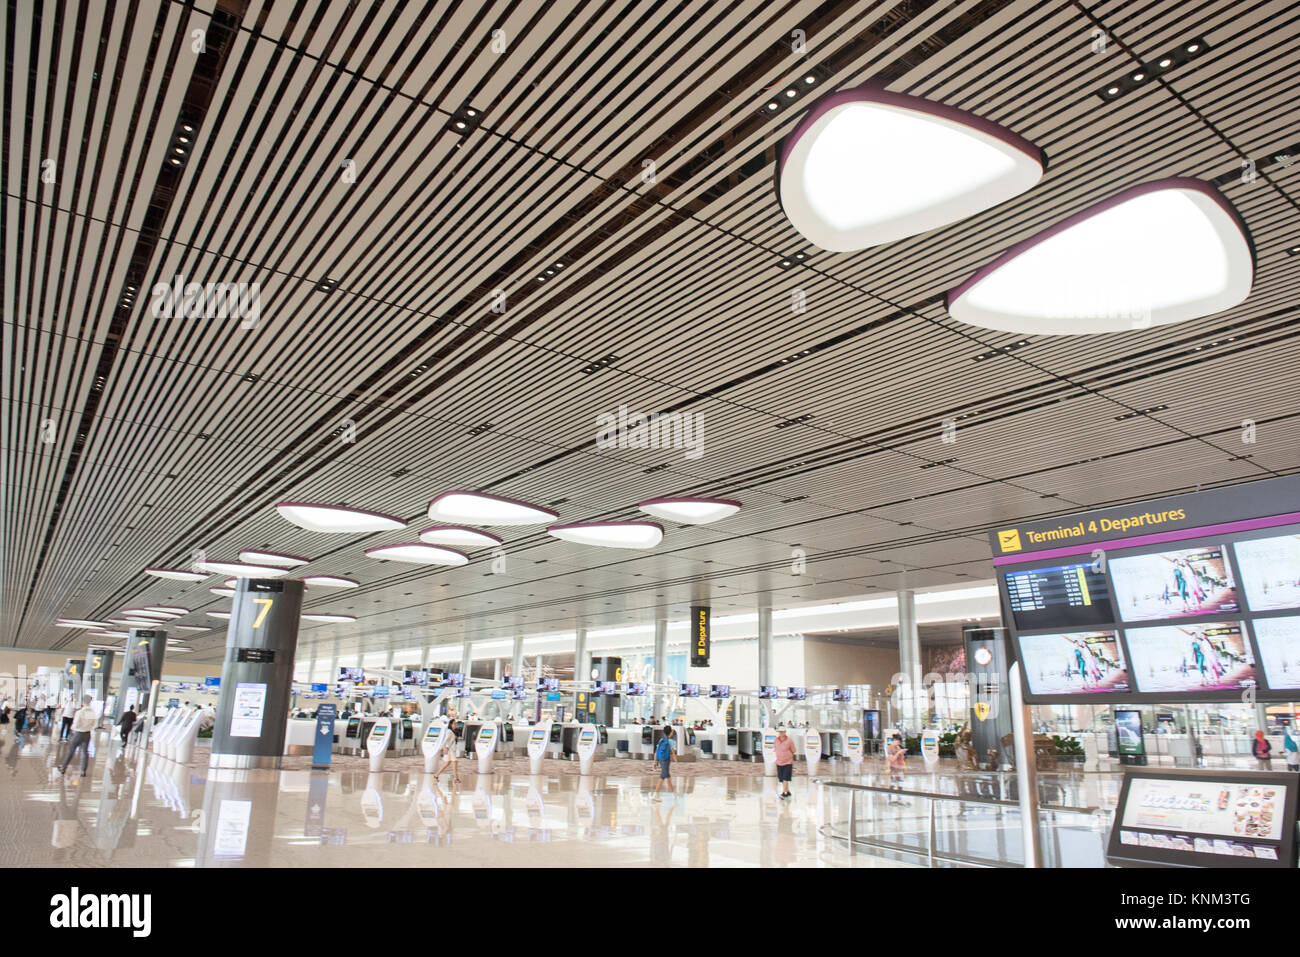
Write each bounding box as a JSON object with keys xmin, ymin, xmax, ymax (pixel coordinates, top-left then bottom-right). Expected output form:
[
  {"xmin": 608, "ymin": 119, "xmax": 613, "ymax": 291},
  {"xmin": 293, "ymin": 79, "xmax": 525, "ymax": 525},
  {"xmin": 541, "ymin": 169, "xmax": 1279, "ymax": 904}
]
[
  {"xmin": 1107, "ymin": 767, "xmax": 1298, "ymax": 868},
  {"xmin": 844, "ymin": 729, "xmax": 864, "ymax": 769},
  {"xmin": 422, "ymin": 717, "xmax": 450, "ymax": 773},
  {"xmin": 476, "ymin": 720, "xmax": 499, "ymax": 775},
  {"xmin": 803, "ymin": 727, "xmax": 822, "ymax": 776},
  {"xmin": 920, "ymin": 729, "xmax": 941, "ymax": 767},
  {"xmin": 527, "ymin": 720, "xmax": 553, "ymax": 774},
  {"xmin": 576, "ymin": 723, "xmax": 600, "ymax": 774},
  {"xmin": 366, "ymin": 719, "xmax": 392, "ymax": 772},
  {"xmin": 760, "ymin": 729, "xmax": 779, "ymax": 777}
]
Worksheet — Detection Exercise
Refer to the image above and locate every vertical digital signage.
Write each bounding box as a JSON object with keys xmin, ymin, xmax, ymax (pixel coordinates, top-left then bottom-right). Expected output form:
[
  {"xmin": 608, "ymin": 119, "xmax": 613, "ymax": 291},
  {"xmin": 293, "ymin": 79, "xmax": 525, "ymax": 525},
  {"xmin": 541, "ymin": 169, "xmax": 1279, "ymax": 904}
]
[{"xmin": 690, "ymin": 606, "xmax": 710, "ymax": 667}]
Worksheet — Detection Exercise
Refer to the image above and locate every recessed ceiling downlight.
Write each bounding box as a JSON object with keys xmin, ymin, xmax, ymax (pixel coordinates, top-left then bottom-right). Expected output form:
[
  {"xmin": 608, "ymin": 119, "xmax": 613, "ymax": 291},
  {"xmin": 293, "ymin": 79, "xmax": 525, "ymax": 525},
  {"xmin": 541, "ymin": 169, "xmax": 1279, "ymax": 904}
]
[
  {"xmin": 238, "ymin": 549, "xmax": 310, "ymax": 567},
  {"xmin": 301, "ymin": 614, "xmax": 357, "ymax": 623},
  {"xmin": 946, "ymin": 177, "xmax": 1254, "ymax": 334},
  {"xmin": 301, "ymin": 576, "xmax": 360, "ymax": 589},
  {"xmin": 637, "ymin": 497, "xmax": 741, "ymax": 525},
  {"xmin": 427, "ymin": 491, "xmax": 558, "ymax": 526},
  {"xmin": 777, "ymin": 84, "xmax": 1045, "ymax": 251},
  {"xmin": 195, "ymin": 561, "xmax": 291, "ymax": 578},
  {"xmin": 418, "ymin": 525, "xmax": 504, "ymax": 549},
  {"xmin": 365, "ymin": 543, "xmax": 470, "ymax": 567},
  {"xmin": 546, "ymin": 521, "xmax": 664, "ymax": 550},
  {"xmin": 143, "ymin": 567, "xmax": 208, "ymax": 582},
  {"xmin": 275, "ymin": 502, "xmax": 406, "ymax": 534}
]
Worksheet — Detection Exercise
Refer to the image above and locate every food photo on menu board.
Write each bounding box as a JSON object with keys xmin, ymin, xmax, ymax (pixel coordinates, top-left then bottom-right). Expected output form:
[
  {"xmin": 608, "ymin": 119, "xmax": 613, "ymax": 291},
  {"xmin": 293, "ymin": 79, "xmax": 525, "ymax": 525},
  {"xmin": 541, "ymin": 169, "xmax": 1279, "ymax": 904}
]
[
  {"xmin": 1233, "ymin": 532, "xmax": 1300, "ymax": 612},
  {"xmin": 1107, "ymin": 545, "xmax": 1239, "ymax": 622},
  {"xmin": 1252, "ymin": 616, "xmax": 1300, "ymax": 691},
  {"xmin": 1121, "ymin": 777, "xmax": 1286, "ymax": 859},
  {"xmin": 1017, "ymin": 631, "xmax": 1130, "ymax": 694},
  {"xmin": 1124, "ymin": 621, "xmax": 1257, "ymax": 693}
]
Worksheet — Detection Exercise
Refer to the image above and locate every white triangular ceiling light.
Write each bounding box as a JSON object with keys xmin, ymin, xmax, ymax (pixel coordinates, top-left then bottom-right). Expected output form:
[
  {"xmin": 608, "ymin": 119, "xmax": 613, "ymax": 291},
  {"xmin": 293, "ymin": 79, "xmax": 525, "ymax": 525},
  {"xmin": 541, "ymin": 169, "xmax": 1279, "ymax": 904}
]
[
  {"xmin": 239, "ymin": 549, "xmax": 310, "ymax": 567},
  {"xmin": 276, "ymin": 502, "xmax": 405, "ymax": 534},
  {"xmin": 195, "ymin": 561, "xmax": 291, "ymax": 578},
  {"xmin": 143, "ymin": 567, "xmax": 208, "ymax": 582},
  {"xmin": 947, "ymin": 177, "xmax": 1254, "ymax": 335},
  {"xmin": 365, "ymin": 543, "xmax": 471, "ymax": 567},
  {"xmin": 418, "ymin": 525, "xmax": 504, "ymax": 549},
  {"xmin": 302, "ymin": 614, "xmax": 358, "ymax": 623},
  {"xmin": 547, "ymin": 521, "xmax": 664, "ymax": 550},
  {"xmin": 637, "ymin": 497, "xmax": 741, "ymax": 525},
  {"xmin": 427, "ymin": 491, "xmax": 558, "ymax": 527},
  {"xmin": 302, "ymin": 576, "xmax": 360, "ymax": 589},
  {"xmin": 778, "ymin": 84, "xmax": 1045, "ymax": 251}
]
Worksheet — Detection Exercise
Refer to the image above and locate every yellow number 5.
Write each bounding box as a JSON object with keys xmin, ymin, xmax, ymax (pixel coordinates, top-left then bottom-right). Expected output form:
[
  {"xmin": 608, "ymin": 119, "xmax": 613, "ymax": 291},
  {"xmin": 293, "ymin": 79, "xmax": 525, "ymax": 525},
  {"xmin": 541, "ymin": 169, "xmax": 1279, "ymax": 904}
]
[{"xmin": 252, "ymin": 598, "xmax": 273, "ymax": 628}]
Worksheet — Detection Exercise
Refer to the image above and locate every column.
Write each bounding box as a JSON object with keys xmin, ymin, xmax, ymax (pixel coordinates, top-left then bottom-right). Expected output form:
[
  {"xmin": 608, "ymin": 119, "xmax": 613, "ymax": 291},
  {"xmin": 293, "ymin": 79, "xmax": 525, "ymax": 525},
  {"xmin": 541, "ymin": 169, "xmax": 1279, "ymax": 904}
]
[
  {"xmin": 511, "ymin": 635, "xmax": 524, "ymax": 678},
  {"xmin": 209, "ymin": 579, "xmax": 306, "ymax": 770},
  {"xmin": 652, "ymin": 618, "xmax": 667, "ymax": 720},
  {"xmin": 897, "ymin": 589, "xmax": 922, "ymax": 731},
  {"xmin": 123, "ymin": 627, "xmax": 167, "ymax": 718},
  {"xmin": 573, "ymin": 626, "xmax": 589, "ymax": 684},
  {"xmin": 492, "ymin": 658, "xmax": 502, "ymax": 682},
  {"xmin": 460, "ymin": 639, "xmax": 472, "ymax": 678},
  {"xmin": 758, "ymin": 605, "xmax": 773, "ymax": 726}
]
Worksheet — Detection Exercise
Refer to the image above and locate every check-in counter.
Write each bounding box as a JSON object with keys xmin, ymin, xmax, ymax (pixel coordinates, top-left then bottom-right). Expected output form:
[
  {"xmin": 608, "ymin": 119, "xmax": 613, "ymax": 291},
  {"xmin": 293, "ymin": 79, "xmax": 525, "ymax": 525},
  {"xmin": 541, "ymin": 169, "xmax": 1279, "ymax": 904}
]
[
  {"xmin": 605, "ymin": 727, "xmax": 633, "ymax": 757},
  {"xmin": 738, "ymin": 729, "xmax": 763, "ymax": 760},
  {"xmin": 627, "ymin": 725, "xmax": 655, "ymax": 760},
  {"xmin": 820, "ymin": 730, "xmax": 844, "ymax": 758},
  {"xmin": 700, "ymin": 727, "xmax": 738, "ymax": 760}
]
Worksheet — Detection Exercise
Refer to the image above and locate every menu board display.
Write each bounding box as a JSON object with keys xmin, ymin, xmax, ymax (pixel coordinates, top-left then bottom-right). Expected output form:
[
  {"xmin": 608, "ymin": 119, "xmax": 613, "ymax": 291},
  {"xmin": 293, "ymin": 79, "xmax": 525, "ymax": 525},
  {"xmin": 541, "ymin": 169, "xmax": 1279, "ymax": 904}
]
[
  {"xmin": 1108, "ymin": 545, "xmax": 1239, "ymax": 622},
  {"xmin": 1124, "ymin": 621, "xmax": 1256, "ymax": 693},
  {"xmin": 1252, "ymin": 616, "xmax": 1300, "ymax": 690},
  {"xmin": 1233, "ymin": 532, "xmax": 1300, "ymax": 611},
  {"xmin": 1003, "ymin": 561, "xmax": 1114, "ymax": 631},
  {"xmin": 1017, "ymin": 631, "xmax": 1130, "ymax": 695}
]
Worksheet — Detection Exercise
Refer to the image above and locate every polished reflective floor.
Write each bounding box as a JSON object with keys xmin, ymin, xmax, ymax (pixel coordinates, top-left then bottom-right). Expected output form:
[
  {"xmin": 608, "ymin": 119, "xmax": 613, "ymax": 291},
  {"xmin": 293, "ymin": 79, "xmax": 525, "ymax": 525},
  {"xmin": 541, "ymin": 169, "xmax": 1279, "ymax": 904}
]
[{"xmin": 2, "ymin": 728, "xmax": 924, "ymax": 868}]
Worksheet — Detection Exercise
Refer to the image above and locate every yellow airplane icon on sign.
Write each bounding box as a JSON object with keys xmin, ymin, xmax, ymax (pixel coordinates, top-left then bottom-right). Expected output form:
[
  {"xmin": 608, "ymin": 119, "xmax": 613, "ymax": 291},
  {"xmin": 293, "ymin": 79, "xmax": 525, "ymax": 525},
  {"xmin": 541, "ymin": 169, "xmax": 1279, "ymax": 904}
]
[{"xmin": 997, "ymin": 529, "xmax": 1022, "ymax": 552}]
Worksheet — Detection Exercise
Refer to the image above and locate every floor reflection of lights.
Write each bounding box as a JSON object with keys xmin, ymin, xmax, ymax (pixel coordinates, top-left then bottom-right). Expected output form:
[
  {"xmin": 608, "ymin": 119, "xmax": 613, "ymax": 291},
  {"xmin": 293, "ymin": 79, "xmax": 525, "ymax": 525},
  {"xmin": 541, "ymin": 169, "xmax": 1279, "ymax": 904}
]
[{"xmin": 2, "ymin": 729, "xmax": 1122, "ymax": 868}]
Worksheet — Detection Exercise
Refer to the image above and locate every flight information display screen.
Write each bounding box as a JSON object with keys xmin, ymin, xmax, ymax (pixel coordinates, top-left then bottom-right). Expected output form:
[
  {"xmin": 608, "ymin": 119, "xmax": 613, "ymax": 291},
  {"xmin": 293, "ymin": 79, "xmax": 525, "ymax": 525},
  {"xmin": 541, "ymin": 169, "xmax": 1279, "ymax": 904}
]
[{"xmin": 1003, "ymin": 561, "xmax": 1114, "ymax": 631}]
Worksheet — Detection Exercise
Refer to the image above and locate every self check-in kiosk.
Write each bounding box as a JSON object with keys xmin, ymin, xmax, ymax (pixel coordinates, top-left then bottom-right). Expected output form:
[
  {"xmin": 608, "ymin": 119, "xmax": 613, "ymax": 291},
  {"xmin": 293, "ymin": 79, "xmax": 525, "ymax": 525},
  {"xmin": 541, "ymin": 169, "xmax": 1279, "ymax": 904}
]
[
  {"xmin": 527, "ymin": 720, "xmax": 552, "ymax": 774},
  {"xmin": 576, "ymin": 723, "xmax": 601, "ymax": 775},
  {"xmin": 760, "ymin": 729, "xmax": 779, "ymax": 777},
  {"xmin": 366, "ymin": 719, "xmax": 393, "ymax": 772},
  {"xmin": 844, "ymin": 730, "xmax": 865, "ymax": 769},
  {"xmin": 920, "ymin": 729, "xmax": 941, "ymax": 767},
  {"xmin": 803, "ymin": 728, "xmax": 822, "ymax": 776},
  {"xmin": 546, "ymin": 721, "xmax": 564, "ymax": 759},
  {"xmin": 476, "ymin": 720, "xmax": 499, "ymax": 775},
  {"xmin": 340, "ymin": 715, "xmax": 364, "ymax": 755},
  {"xmin": 422, "ymin": 717, "xmax": 450, "ymax": 773},
  {"xmin": 173, "ymin": 708, "xmax": 203, "ymax": 764}
]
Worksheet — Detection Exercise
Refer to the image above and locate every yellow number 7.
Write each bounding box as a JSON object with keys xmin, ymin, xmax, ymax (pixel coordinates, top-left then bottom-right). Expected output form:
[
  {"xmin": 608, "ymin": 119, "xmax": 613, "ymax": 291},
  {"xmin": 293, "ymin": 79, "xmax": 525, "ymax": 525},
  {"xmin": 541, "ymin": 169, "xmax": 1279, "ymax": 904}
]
[{"xmin": 252, "ymin": 598, "xmax": 273, "ymax": 628}]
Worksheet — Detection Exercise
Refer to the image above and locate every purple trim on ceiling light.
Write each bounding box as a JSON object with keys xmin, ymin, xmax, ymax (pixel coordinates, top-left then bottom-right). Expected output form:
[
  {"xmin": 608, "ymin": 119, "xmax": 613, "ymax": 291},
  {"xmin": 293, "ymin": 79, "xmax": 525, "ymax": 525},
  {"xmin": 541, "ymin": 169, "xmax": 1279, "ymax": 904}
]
[
  {"xmin": 992, "ymin": 510, "xmax": 1300, "ymax": 566},
  {"xmin": 947, "ymin": 176, "xmax": 1257, "ymax": 310},
  {"xmin": 775, "ymin": 82, "xmax": 1047, "ymax": 215},
  {"xmin": 364, "ymin": 543, "xmax": 471, "ymax": 561},
  {"xmin": 427, "ymin": 490, "xmax": 559, "ymax": 520},
  {"xmin": 276, "ymin": 501, "xmax": 405, "ymax": 525},
  {"xmin": 417, "ymin": 524, "xmax": 505, "ymax": 545},
  {"xmin": 548, "ymin": 520, "xmax": 664, "ymax": 533},
  {"xmin": 635, "ymin": 497, "xmax": 742, "ymax": 509}
]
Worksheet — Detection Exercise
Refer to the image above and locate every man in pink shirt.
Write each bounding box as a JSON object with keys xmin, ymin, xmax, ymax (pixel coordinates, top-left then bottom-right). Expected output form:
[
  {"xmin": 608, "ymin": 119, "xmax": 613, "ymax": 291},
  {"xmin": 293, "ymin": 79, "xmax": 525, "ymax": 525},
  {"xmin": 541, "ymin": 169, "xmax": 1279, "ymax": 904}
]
[{"xmin": 774, "ymin": 727, "xmax": 798, "ymax": 798}]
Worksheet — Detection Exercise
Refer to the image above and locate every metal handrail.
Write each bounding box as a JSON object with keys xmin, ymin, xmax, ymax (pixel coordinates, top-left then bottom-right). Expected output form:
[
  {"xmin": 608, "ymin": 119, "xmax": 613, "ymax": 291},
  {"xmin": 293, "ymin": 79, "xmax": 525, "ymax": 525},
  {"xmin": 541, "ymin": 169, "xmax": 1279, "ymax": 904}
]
[{"xmin": 815, "ymin": 777, "xmax": 1099, "ymax": 868}]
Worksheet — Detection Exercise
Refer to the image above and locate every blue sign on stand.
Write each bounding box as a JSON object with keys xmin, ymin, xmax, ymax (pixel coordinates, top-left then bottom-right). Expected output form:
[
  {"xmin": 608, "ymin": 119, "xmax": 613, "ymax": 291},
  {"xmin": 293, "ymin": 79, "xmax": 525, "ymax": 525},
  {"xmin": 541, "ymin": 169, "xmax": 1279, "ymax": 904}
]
[{"xmin": 312, "ymin": 703, "xmax": 337, "ymax": 768}]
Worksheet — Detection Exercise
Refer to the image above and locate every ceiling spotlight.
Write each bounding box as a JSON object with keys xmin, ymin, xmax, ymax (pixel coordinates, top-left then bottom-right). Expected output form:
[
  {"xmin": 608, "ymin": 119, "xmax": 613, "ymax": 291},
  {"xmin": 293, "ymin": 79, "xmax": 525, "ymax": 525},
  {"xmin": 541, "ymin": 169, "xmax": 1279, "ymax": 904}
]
[
  {"xmin": 785, "ymin": 89, "xmax": 796, "ymax": 97},
  {"xmin": 805, "ymin": 75, "xmax": 816, "ymax": 84},
  {"xmin": 238, "ymin": 549, "xmax": 310, "ymax": 567},
  {"xmin": 276, "ymin": 502, "xmax": 406, "ymax": 534},
  {"xmin": 365, "ymin": 543, "xmax": 471, "ymax": 566},
  {"xmin": 418, "ymin": 526, "xmax": 504, "ymax": 549},
  {"xmin": 143, "ymin": 567, "xmax": 208, "ymax": 582},
  {"xmin": 1158, "ymin": 58, "xmax": 1172, "ymax": 68},
  {"xmin": 1187, "ymin": 42, "xmax": 1199, "ymax": 52},
  {"xmin": 301, "ymin": 576, "xmax": 359, "ymax": 589},
  {"xmin": 1131, "ymin": 72, "xmax": 1145, "ymax": 82},
  {"xmin": 767, "ymin": 102, "xmax": 779, "ymax": 111},
  {"xmin": 546, "ymin": 521, "xmax": 664, "ymax": 550},
  {"xmin": 182, "ymin": 124, "xmax": 193, "ymax": 132},
  {"xmin": 1106, "ymin": 86, "xmax": 1120, "ymax": 95},
  {"xmin": 169, "ymin": 158, "xmax": 181, "ymax": 166},
  {"xmin": 301, "ymin": 614, "xmax": 358, "ymax": 623},
  {"xmin": 195, "ymin": 561, "xmax": 291, "ymax": 578},
  {"xmin": 777, "ymin": 83, "xmax": 1045, "ymax": 251},
  {"xmin": 427, "ymin": 491, "xmax": 558, "ymax": 527},
  {"xmin": 637, "ymin": 498, "xmax": 741, "ymax": 525},
  {"xmin": 946, "ymin": 177, "xmax": 1253, "ymax": 334}
]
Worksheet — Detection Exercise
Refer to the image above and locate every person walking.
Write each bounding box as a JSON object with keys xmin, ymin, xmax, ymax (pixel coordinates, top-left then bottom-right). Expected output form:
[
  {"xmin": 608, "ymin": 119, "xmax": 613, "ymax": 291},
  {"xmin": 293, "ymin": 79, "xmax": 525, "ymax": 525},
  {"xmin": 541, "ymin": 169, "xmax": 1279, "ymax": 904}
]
[
  {"xmin": 774, "ymin": 726, "xmax": 797, "ymax": 799},
  {"xmin": 653, "ymin": 725, "xmax": 676, "ymax": 797},
  {"xmin": 886, "ymin": 733, "xmax": 908, "ymax": 804},
  {"xmin": 1283, "ymin": 727, "xmax": 1299, "ymax": 773},
  {"xmin": 1252, "ymin": 729, "xmax": 1273, "ymax": 770},
  {"xmin": 118, "ymin": 706, "xmax": 137, "ymax": 746},
  {"xmin": 58, "ymin": 695, "xmax": 99, "ymax": 781}
]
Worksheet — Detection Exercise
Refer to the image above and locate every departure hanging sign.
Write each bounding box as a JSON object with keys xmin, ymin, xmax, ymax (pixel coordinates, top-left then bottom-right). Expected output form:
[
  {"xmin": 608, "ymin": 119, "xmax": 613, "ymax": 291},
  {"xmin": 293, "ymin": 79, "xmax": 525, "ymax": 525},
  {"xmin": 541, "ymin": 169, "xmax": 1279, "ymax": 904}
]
[{"xmin": 691, "ymin": 606, "xmax": 710, "ymax": 667}]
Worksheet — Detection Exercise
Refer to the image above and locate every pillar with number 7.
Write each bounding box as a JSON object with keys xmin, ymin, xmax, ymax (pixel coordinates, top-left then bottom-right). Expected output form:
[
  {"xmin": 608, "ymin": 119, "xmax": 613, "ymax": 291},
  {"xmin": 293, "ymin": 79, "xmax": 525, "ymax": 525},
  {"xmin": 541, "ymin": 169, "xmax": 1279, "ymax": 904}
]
[{"xmin": 209, "ymin": 579, "xmax": 306, "ymax": 769}]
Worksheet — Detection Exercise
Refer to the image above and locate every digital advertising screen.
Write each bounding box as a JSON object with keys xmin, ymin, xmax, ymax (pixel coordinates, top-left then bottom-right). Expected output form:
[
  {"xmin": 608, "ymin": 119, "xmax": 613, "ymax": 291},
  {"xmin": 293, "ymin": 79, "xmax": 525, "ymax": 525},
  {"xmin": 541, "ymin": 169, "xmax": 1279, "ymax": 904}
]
[
  {"xmin": 678, "ymin": 683, "xmax": 700, "ymax": 697},
  {"xmin": 627, "ymin": 682, "xmax": 647, "ymax": 696},
  {"xmin": 456, "ymin": 688, "xmax": 472, "ymax": 698},
  {"xmin": 443, "ymin": 673, "xmax": 465, "ymax": 688},
  {"xmin": 537, "ymin": 677, "xmax": 559, "ymax": 693},
  {"xmin": 1252, "ymin": 616, "xmax": 1300, "ymax": 691},
  {"xmin": 1108, "ymin": 545, "xmax": 1240, "ymax": 622},
  {"xmin": 787, "ymin": 686, "xmax": 807, "ymax": 700},
  {"xmin": 502, "ymin": 676, "xmax": 524, "ymax": 690},
  {"xmin": 593, "ymin": 680, "xmax": 616, "ymax": 695},
  {"xmin": 832, "ymin": 688, "xmax": 851, "ymax": 702},
  {"xmin": 1002, "ymin": 561, "xmax": 1114, "ymax": 631},
  {"xmin": 1115, "ymin": 709, "xmax": 1144, "ymax": 755},
  {"xmin": 338, "ymin": 666, "xmax": 364, "ymax": 682},
  {"xmin": 1125, "ymin": 621, "xmax": 1256, "ymax": 693},
  {"xmin": 1233, "ymin": 532, "xmax": 1300, "ymax": 612},
  {"xmin": 1016, "ymin": 631, "xmax": 1130, "ymax": 695},
  {"xmin": 403, "ymin": 670, "xmax": 428, "ymax": 686},
  {"xmin": 708, "ymin": 684, "xmax": 730, "ymax": 698},
  {"xmin": 863, "ymin": 710, "xmax": 881, "ymax": 739},
  {"xmin": 511, "ymin": 690, "xmax": 528, "ymax": 700},
  {"xmin": 757, "ymin": 685, "xmax": 778, "ymax": 699}
]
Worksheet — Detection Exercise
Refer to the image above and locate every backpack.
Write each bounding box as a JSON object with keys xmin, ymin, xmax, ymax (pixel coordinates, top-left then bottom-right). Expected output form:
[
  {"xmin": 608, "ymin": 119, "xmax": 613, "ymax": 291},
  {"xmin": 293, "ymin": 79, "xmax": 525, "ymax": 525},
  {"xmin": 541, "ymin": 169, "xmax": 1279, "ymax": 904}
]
[{"xmin": 655, "ymin": 736, "xmax": 672, "ymax": 761}]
